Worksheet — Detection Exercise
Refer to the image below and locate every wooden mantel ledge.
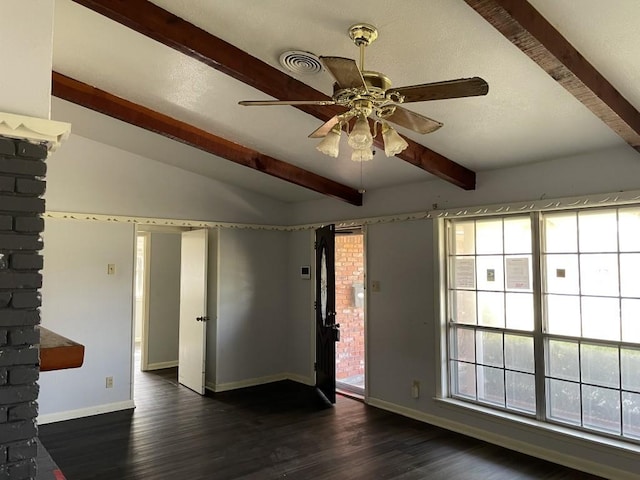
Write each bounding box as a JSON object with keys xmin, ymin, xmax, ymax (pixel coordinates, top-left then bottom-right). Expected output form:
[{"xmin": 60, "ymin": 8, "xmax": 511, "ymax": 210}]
[{"xmin": 39, "ymin": 327, "xmax": 85, "ymax": 372}]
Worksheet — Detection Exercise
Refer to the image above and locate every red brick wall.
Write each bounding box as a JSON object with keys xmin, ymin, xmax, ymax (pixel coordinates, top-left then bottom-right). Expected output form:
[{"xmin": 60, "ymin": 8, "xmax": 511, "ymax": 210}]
[{"xmin": 335, "ymin": 233, "xmax": 365, "ymax": 382}]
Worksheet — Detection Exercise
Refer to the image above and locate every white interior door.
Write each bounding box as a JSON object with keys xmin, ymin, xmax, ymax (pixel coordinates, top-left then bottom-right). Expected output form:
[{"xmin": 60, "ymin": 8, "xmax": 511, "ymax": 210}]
[{"xmin": 178, "ymin": 228, "xmax": 208, "ymax": 394}]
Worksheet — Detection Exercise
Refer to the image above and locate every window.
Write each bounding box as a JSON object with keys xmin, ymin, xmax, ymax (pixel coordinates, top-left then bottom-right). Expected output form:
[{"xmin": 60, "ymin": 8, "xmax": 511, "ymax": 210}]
[{"xmin": 446, "ymin": 207, "xmax": 640, "ymax": 442}]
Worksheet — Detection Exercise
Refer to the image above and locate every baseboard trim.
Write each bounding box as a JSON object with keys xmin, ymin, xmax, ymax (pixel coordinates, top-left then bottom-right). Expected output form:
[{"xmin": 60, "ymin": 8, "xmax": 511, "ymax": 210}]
[
  {"xmin": 286, "ymin": 373, "xmax": 314, "ymax": 386},
  {"xmin": 208, "ymin": 373, "xmax": 289, "ymax": 392},
  {"xmin": 146, "ymin": 360, "xmax": 178, "ymax": 371},
  {"xmin": 37, "ymin": 400, "xmax": 135, "ymax": 425},
  {"xmin": 366, "ymin": 397, "xmax": 636, "ymax": 480},
  {"xmin": 205, "ymin": 372, "xmax": 314, "ymax": 393}
]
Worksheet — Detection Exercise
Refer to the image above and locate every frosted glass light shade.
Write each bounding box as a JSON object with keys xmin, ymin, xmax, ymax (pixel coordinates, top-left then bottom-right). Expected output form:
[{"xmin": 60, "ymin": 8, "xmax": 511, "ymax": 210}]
[
  {"xmin": 382, "ymin": 123, "xmax": 409, "ymax": 157},
  {"xmin": 348, "ymin": 115, "xmax": 373, "ymax": 149},
  {"xmin": 351, "ymin": 148, "xmax": 374, "ymax": 162},
  {"xmin": 316, "ymin": 125, "xmax": 341, "ymax": 157}
]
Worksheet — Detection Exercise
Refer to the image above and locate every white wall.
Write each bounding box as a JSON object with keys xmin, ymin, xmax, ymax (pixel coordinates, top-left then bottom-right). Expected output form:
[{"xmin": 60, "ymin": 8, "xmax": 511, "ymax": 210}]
[
  {"xmin": 38, "ymin": 218, "xmax": 135, "ymax": 421},
  {"xmin": 0, "ymin": 1, "xmax": 53, "ymax": 118},
  {"xmin": 46, "ymin": 133, "xmax": 289, "ymax": 225},
  {"xmin": 213, "ymin": 228, "xmax": 288, "ymax": 389},
  {"xmin": 146, "ymin": 232, "xmax": 181, "ymax": 367}
]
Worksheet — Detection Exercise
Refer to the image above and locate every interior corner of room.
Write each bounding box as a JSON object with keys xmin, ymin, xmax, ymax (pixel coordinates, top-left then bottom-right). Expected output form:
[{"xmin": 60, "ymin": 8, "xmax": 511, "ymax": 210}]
[{"xmin": 3, "ymin": 1, "xmax": 640, "ymax": 479}]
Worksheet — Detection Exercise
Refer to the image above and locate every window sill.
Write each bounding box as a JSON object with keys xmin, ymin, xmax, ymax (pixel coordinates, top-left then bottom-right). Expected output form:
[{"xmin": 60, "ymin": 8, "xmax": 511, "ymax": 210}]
[{"xmin": 434, "ymin": 397, "xmax": 640, "ymax": 456}]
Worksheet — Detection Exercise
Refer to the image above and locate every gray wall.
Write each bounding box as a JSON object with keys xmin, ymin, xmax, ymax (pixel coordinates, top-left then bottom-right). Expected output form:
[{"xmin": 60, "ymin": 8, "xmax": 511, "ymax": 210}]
[
  {"xmin": 366, "ymin": 220, "xmax": 434, "ymax": 407},
  {"xmin": 205, "ymin": 228, "xmax": 218, "ymax": 387},
  {"xmin": 289, "ymin": 145, "xmax": 640, "ymax": 225},
  {"xmin": 39, "ymin": 218, "xmax": 135, "ymax": 419},
  {"xmin": 36, "ymin": 129, "xmax": 640, "ymax": 477},
  {"xmin": 214, "ymin": 228, "xmax": 288, "ymax": 388},
  {"xmin": 46, "ymin": 132, "xmax": 289, "ymax": 225},
  {"xmin": 146, "ymin": 231, "xmax": 181, "ymax": 367},
  {"xmin": 286, "ymin": 230, "xmax": 314, "ymax": 383}
]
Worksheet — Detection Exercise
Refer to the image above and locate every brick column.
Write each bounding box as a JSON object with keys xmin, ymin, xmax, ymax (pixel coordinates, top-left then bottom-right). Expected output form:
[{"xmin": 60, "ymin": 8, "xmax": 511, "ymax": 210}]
[{"xmin": 0, "ymin": 135, "xmax": 47, "ymax": 480}]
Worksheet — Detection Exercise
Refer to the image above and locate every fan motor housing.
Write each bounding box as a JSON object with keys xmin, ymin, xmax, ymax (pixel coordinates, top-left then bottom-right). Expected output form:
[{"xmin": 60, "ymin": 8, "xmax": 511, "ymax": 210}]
[{"xmin": 332, "ymin": 71, "xmax": 393, "ymax": 106}]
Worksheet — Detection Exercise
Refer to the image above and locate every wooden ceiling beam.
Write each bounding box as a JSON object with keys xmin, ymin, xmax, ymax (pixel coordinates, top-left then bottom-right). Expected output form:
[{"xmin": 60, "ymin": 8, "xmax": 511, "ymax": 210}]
[
  {"xmin": 465, "ymin": 0, "xmax": 640, "ymax": 149},
  {"xmin": 52, "ymin": 72, "xmax": 363, "ymax": 206},
  {"xmin": 71, "ymin": 0, "xmax": 476, "ymax": 190}
]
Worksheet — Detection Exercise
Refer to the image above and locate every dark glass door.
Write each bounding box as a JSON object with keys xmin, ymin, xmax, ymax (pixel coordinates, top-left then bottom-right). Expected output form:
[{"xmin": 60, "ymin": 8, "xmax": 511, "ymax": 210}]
[{"xmin": 315, "ymin": 224, "xmax": 339, "ymax": 404}]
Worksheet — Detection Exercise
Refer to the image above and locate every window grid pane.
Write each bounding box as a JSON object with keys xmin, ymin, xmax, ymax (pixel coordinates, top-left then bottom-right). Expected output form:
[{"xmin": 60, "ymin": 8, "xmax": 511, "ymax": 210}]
[
  {"xmin": 448, "ymin": 216, "xmax": 535, "ymax": 416},
  {"xmin": 447, "ymin": 207, "xmax": 640, "ymax": 443}
]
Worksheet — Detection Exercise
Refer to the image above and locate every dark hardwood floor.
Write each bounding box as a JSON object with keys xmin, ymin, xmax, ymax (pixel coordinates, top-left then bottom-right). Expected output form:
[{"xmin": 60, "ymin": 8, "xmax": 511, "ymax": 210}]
[{"xmin": 39, "ymin": 365, "xmax": 602, "ymax": 480}]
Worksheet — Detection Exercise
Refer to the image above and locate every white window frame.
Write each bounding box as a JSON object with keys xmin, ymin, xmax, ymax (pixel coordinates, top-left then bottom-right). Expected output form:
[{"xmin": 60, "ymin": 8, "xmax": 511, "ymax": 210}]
[{"xmin": 434, "ymin": 192, "xmax": 640, "ymax": 449}]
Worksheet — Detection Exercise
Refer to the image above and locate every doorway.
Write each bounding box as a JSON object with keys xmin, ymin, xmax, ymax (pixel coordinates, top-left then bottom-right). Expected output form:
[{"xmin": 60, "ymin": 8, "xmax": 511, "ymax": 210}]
[
  {"xmin": 132, "ymin": 226, "xmax": 211, "ymax": 399},
  {"xmin": 335, "ymin": 229, "xmax": 365, "ymax": 396},
  {"xmin": 133, "ymin": 228, "xmax": 183, "ymax": 374}
]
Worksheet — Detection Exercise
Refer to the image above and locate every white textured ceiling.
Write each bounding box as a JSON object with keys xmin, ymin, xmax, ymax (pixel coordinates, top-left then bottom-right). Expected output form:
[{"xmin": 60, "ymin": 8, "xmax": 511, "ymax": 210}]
[{"xmin": 51, "ymin": 0, "xmax": 640, "ymax": 203}]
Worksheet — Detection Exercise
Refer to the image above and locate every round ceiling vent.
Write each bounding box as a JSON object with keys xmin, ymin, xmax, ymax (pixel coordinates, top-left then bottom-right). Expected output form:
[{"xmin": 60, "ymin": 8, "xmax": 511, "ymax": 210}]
[{"xmin": 279, "ymin": 50, "xmax": 323, "ymax": 75}]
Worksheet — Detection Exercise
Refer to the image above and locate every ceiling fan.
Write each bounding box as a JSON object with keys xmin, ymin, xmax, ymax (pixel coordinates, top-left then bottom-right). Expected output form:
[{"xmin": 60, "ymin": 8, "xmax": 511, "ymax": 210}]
[{"xmin": 239, "ymin": 23, "xmax": 489, "ymax": 161}]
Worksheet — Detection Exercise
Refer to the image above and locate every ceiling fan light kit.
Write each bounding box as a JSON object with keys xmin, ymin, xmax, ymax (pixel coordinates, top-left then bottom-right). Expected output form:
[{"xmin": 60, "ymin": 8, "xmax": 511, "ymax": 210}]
[
  {"xmin": 348, "ymin": 114, "xmax": 374, "ymax": 150},
  {"xmin": 352, "ymin": 147, "xmax": 374, "ymax": 162},
  {"xmin": 316, "ymin": 124, "xmax": 342, "ymax": 157},
  {"xmin": 240, "ymin": 22, "xmax": 489, "ymax": 162},
  {"xmin": 382, "ymin": 122, "xmax": 409, "ymax": 157}
]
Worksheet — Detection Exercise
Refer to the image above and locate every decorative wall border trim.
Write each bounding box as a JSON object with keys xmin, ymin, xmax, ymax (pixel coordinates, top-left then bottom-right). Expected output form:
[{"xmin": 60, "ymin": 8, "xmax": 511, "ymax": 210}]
[
  {"xmin": 45, "ymin": 188, "xmax": 640, "ymax": 231},
  {"xmin": 0, "ymin": 111, "xmax": 71, "ymax": 152}
]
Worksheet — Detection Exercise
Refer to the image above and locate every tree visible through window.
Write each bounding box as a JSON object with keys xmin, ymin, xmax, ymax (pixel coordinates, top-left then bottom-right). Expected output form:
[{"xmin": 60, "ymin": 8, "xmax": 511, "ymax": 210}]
[{"xmin": 446, "ymin": 207, "xmax": 640, "ymax": 442}]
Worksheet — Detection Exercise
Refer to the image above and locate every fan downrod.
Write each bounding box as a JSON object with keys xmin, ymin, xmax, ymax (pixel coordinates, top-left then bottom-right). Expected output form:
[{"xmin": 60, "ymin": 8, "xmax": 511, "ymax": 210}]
[{"xmin": 348, "ymin": 23, "xmax": 378, "ymax": 47}]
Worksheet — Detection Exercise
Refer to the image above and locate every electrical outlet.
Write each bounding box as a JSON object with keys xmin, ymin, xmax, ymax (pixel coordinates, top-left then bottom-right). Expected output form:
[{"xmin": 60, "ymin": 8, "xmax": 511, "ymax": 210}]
[
  {"xmin": 105, "ymin": 376, "xmax": 114, "ymax": 388},
  {"xmin": 411, "ymin": 380, "xmax": 420, "ymax": 399},
  {"xmin": 107, "ymin": 264, "xmax": 116, "ymax": 275}
]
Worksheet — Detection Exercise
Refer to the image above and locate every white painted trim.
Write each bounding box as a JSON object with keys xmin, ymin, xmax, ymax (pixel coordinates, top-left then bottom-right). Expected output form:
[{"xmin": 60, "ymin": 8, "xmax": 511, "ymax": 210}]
[
  {"xmin": 362, "ymin": 225, "xmax": 370, "ymax": 400},
  {"xmin": 0, "ymin": 112, "xmax": 71, "ymax": 152},
  {"xmin": 146, "ymin": 360, "xmax": 179, "ymax": 371},
  {"xmin": 366, "ymin": 396, "xmax": 638, "ymax": 480},
  {"xmin": 287, "ymin": 373, "xmax": 314, "ymax": 386},
  {"xmin": 44, "ymin": 211, "xmax": 289, "ymax": 231},
  {"xmin": 204, "ymin": 373, "xmax": 314, "ymax": 393},
  {"xmin": 433, "ymin": 219, "xmax": 448, "ymax": 399},
  {"xmin": 208, "ymin": 373, "xmax": 289, "ymax": 392},
  {"xmin": 138, "ymin": 231, "xmax": 151, "ymax": 372},
  {"xmin": 205, "ymin": 380, "xmax": 216, "ymax": 392},
  {"xmin": 45, "ymin": 188, "xmax": 640, "ymax": 232},
  {"xmin": 37, "ymin": 400, "xmax": 135, "ymax": 425}
]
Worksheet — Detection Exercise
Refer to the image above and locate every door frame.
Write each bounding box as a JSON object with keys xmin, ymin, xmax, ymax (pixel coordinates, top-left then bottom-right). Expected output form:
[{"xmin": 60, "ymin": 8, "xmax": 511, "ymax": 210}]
[
  {"xmin": 136, "ymin": 230, "xmax": 151, "ymax": 371},
  {"xmin": 131, "ymin": 224, "xmax": 192, "ymax": 403},
  {"xmin": 309, "ymin": 224, "xmax": 369, "ymax": 401},
  {"xmin": 334, "ymin": 226, "xmax": 368, "ymax": 398}
]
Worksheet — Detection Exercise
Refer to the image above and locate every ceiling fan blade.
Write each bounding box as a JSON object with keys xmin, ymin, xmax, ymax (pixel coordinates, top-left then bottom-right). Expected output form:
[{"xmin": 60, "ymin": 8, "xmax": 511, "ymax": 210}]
[
  {"xmin": 383, "ymin": 107, "xmax": 443, "ymax": 134},
  {"xmin": 320, "ymin": 56, "xmax": 367, "ymax": 90},
  {"xmin": 239, "ymin": 99, "xmax": 336, "ymax": 106},
  {"xmin": 308, "ymin": 116, "xmax": 341, "ymax": 138},
  {"xmin": 390, "ymin": 77, "xmax": 489, "ymax": 103}
]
